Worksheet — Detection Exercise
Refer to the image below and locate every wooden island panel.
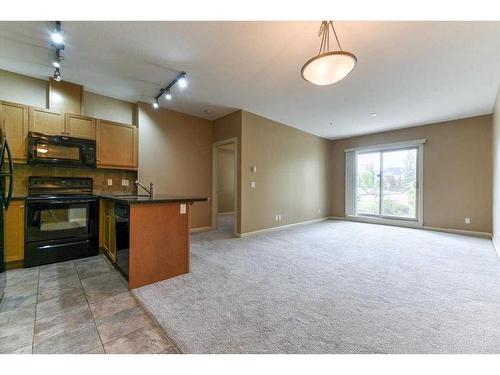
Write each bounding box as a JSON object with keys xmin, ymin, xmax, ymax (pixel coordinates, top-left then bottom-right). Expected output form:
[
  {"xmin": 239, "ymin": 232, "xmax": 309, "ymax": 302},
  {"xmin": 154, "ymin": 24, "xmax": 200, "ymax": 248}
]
[{"xmin": 128, "ymin": 202, "xmax": 190, "ymax": 289}]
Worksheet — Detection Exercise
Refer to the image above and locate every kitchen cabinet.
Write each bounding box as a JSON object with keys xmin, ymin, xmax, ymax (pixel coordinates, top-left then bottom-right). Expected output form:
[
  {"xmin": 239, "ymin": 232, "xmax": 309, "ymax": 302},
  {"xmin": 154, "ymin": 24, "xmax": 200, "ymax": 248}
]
[
  {"xmin": 0, "ymin": 101, "xmax": 29, "ymax": 162},
  {"xmin": 96, "ymin": 119, "xmax": 138, "ymax": 170},
  {"xmin": 99, "ymin": 199, "xmax": 116, "ymax": 261},
  {"xmin": 65, "ymin": 113, "xmax": 96, "ymax": 139},
  {"xmin": 29, "ymin": 106, "xmax": 65, "ymax": 136},
  {"xmin": 3, "ymin": 200, "xmax": 25, "ymax": 263}
]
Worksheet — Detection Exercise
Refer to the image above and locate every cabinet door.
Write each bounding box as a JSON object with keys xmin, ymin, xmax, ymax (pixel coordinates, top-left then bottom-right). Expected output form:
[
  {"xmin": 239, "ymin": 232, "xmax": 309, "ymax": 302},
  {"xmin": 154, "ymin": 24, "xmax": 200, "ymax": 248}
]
[
  {"xmin": 29, "ymin": 106, "xmax": 65, "ymax": 135},
  {"xmin": 96, "ymin": 120, "xmax": 138, "ymax": 170},
  {"xmin": 3, "ymin": 201, "xmax": 25, "ymax": 263},
  {"xmin": 0, "ymin": 101, "xmax": 28, "ymax": 162},
  {"xmin": 65, "ymin": 113, "xmax": 96, "ymax": 139}
]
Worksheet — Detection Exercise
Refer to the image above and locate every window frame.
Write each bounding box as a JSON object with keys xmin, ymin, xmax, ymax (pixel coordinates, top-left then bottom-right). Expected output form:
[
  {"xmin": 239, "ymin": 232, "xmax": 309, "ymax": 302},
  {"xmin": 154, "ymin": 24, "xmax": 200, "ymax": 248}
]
[{"xmin": 345, "ymin": 139, "xmax": 425, "ymax": 227}]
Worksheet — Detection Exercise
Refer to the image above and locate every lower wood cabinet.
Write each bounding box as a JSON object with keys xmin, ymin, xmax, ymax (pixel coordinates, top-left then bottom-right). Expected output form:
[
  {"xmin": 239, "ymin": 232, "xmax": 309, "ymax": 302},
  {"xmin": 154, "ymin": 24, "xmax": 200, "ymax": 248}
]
[
  {"xmin": 99, "ymin": 199, "xmax": 116, "ymax": 261},
  {"xmin": 3, "ymin": 200, "xmax": 25, "ymax": 263}
]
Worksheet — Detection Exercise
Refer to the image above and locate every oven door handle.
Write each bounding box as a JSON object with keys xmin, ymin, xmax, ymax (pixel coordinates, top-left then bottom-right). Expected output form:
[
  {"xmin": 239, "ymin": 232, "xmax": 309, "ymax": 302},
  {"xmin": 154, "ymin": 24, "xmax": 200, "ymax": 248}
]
[
  {"xmin": 27, "ymin": 199, "xmax": 97, "ymax": 205},
  {"xmin": 36, "ymin": 240, "xmax": 90, "ymax": 250}
]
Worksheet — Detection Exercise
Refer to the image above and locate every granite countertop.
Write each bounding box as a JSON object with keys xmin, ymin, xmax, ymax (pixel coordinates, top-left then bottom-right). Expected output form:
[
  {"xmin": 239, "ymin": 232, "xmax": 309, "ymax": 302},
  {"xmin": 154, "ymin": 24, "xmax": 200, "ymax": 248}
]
[{"xmin": 99, "ymin": 194, "xmax": 208, "ymax": 205}]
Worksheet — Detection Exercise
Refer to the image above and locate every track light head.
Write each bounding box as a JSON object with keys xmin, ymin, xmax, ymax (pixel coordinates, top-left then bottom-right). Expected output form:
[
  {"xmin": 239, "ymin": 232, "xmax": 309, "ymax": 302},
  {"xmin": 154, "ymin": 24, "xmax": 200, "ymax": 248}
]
[
  {"xmin": 178, "ymin": 74, "xmax": 187, "ymax": 89},
  {"xmin": 52, "ymin": 61, "xmax": 61, "ymax": 68},
  {"xmin": 153, "ymin": 99, "xmax": 159, "ymax": 109},
  {"xmin": 51, "ymin": 21, "xmax": 64, "ymax": 46},
  {"xmin": 164, "ymin": 91, "xmax": 172, "ymax": 100},
  {"xmin": 53, "ymin": 68, "xmax": 61, "ymax": 82}
]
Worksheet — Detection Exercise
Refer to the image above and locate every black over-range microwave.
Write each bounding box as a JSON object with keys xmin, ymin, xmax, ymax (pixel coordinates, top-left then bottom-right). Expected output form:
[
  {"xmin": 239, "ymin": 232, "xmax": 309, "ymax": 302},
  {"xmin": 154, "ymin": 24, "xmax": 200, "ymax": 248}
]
[{"xmin": 28, "ymin": 132, "xmax": 96, "ymax": 168}]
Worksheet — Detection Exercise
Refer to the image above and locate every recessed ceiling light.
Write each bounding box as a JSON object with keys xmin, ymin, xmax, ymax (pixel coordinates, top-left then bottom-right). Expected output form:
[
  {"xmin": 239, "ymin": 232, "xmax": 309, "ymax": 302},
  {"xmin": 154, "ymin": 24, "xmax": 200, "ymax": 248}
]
[
  {"xmin": 330, "ymin": 122, "xmax": 334, "ymax": 126},
  {"xmin": 370, "ymin": 113, "xmax": 377, "ymax": 117}
]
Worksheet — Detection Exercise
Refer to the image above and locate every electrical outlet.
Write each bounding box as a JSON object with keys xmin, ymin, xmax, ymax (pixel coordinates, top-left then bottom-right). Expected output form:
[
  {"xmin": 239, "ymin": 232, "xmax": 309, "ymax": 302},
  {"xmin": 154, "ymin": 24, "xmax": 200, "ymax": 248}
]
[
  {"xmin": 107, "ymin": 179, "xmax": 113, "ymax": 186},
  {"xmin": 465, "ymin": 217, "xmax": 471, "ymax": 224},
  {"xmin": 275, "ymin": 215, "xmax": 279, "ymax": 221},
  {"xmin": 121, "ymin": 179, "xmax": 129, "ymax": 187}
]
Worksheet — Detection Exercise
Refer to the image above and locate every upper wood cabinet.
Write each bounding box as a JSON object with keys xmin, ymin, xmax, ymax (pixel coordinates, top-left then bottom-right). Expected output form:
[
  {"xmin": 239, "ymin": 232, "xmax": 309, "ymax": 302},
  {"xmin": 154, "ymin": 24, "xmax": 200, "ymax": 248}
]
[
  {"xmin": 3, "ymin": 200, "xmax": 25, "ymax": 263},
  {"xmin": 97, "ymin": 119, "xmax": 138, "ymax": 170},
  {"xmin": 29, "ymin": 106, "xmax": 65, "ymax": 136},
  {"xmin": 0, "ymin": 101, "xmax": 28, "ymax": 162},
  {"xmin": 65, "ymin": 113, "xmax": 96, "ymax": 139}
]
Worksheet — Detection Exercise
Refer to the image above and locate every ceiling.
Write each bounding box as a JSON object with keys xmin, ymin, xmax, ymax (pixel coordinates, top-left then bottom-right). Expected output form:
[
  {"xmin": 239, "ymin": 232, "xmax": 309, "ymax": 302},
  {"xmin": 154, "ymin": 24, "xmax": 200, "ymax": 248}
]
[{"xmin": 0, "ymin": 21, "xmax": 499, "ymax": 139}]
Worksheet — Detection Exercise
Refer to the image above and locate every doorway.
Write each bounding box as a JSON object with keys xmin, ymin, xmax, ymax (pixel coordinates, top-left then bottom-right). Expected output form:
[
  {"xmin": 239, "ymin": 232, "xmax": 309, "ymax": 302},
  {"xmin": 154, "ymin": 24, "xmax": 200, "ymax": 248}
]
[{"xmin": 211, "ymin": 138, "xmax": 238, "ymax": 236}]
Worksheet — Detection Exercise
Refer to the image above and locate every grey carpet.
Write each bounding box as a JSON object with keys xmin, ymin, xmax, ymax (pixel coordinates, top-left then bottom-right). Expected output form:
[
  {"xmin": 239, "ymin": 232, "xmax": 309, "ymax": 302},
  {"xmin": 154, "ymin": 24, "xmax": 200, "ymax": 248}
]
[{"xmin": 134, "ymin": 219, "xmax": 500, "ymax": 353}]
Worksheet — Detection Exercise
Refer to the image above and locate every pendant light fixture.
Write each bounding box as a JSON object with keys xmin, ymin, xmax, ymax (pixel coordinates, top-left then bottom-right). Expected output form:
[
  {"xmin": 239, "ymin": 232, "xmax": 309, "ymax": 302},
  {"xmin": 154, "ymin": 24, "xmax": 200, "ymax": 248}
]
[{"xmin": 301, "ymin": 21, "xmax": 357, "ymax": 86}]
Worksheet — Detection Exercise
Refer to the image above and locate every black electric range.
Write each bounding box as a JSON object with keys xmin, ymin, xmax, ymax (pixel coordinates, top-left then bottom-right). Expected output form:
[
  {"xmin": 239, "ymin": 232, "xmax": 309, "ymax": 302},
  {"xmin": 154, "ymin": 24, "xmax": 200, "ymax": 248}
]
[{"xmin": 24, "ymin": 176, "xmax": 99, "ymax": 267}]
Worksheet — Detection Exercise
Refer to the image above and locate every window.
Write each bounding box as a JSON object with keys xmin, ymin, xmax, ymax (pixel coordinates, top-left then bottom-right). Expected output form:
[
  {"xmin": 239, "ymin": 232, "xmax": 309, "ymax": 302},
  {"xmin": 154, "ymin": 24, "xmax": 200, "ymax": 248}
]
[{"xmin": 345, "ymin": 140, "xmax": 424, "ymax": 225}]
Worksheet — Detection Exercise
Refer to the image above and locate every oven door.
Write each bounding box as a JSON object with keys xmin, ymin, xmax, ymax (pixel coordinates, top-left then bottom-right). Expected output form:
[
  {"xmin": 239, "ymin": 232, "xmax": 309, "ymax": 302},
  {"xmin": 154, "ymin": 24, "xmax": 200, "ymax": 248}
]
[{"xmin": 26, "ymin": 199, "xmax": 97, "ymax": 243}]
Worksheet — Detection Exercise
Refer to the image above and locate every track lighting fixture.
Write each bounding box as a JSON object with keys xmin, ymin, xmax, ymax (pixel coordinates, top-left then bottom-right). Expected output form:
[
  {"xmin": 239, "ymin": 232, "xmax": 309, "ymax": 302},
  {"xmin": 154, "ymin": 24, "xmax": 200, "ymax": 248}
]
[
  {"xmin": 50, "ymin": 21, "xmax": 65, "ymax": 82},
  {"xmin": 152, "ymin": 71, "xmax": 188, "ymax": 109}
]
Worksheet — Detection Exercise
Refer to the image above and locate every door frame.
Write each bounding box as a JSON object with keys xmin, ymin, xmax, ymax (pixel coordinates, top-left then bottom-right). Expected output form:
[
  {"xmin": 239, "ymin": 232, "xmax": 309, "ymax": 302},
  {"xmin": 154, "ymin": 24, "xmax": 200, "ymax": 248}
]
[{"xmin": 211, "ymin": 137, "xmax": 238, "ymax": 235}]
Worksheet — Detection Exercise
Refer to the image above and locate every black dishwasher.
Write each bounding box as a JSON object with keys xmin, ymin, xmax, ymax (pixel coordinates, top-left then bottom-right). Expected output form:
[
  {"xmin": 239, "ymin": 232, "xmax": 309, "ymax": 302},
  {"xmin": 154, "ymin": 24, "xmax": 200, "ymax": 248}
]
[{"xmin": 114, "ymin": 203, "xmax": 130, "ymax": 279}]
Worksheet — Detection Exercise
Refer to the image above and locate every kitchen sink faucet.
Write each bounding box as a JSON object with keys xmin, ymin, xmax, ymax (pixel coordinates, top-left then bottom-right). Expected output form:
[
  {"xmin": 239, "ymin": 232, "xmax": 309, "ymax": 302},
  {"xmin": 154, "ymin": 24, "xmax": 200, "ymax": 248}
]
[{"xmin": 135, "ymin": 180, "xmax": 154, "ymax": 198}]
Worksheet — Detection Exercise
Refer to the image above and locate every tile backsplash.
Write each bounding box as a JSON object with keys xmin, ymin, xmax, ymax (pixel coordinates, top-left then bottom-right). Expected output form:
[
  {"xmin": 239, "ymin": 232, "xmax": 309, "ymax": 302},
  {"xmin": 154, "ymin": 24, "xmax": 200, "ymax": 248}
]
[{"xmin": 13, "ymin": 164, "xmax": 137, "ymax": 196}]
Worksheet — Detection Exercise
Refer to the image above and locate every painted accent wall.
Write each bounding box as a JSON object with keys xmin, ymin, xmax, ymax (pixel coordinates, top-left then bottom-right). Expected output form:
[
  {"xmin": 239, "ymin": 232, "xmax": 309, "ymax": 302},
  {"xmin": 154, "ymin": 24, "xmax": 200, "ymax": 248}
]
[
  {"xmin": 331, "ymin": 115, "xmax": 493, "ymax": 234},
  {"xmin": 240, "ymin": 111, "xmax": 333, "ymax": 234},
  {"xmin": 492, "ymin": 86, "xmax": 500, "ymax": 253},
  {"xmin": 137, "ymin": 103, "xmax": 213, "ymax": 230}
]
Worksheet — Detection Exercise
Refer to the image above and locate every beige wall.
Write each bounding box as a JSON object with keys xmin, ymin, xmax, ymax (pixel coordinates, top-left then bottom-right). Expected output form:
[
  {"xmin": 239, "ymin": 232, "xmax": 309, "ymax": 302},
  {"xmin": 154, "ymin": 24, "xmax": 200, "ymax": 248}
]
[
  {"xmin": 0, "ymin": 69, "xmax": 136, "ymax": 125},
  {"xmin": 493, "ymin": 87, "xmax": 500, "ymax": 250},
  {"xmin": 331, "ymin": 115, "xmax": 493, "ymax": 233},
  {"xmin": 0, "ymin": 70, "xmax": 47, "ymax": 107},
  {"xmin": 240, "ymin": 111, "xmax": 332, "ymax": 233},
  {"xmin": 217, "ymin": 147, "xmax": 235, "ymax": 213},
  {"xmin": 213, "ymin": 110, "xmax": 242, "ymax": 232},
  {"xmin": 137, "ymin": 103, "xmax": 213, "ymax": 229},
  {"xmin": 83, "ymin": 91, "xmax": 136, "ymax": 125}
]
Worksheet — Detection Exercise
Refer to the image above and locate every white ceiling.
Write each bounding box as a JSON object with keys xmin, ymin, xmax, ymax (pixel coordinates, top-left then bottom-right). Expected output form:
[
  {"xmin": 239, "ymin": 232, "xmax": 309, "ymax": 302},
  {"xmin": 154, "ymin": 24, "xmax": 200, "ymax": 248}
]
[{"xmin": 0, "ymin": 21, "xmax": 499, "ymax": 139}]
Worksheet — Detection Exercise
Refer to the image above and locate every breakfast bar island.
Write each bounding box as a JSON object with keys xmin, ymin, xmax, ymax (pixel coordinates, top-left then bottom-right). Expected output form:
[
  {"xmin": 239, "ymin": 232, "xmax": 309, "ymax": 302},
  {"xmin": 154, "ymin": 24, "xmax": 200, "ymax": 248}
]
[{"xmin": 99, "ymin": 195, "xmax": 207, "ymax": 289}]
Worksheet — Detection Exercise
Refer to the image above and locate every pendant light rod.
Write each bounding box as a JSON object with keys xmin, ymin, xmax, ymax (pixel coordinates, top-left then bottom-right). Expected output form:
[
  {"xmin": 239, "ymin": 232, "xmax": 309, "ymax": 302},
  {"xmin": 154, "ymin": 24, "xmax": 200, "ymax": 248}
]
[{"xmin": 318, "ymin": 21, "xmax": 343, "ymax": 54}]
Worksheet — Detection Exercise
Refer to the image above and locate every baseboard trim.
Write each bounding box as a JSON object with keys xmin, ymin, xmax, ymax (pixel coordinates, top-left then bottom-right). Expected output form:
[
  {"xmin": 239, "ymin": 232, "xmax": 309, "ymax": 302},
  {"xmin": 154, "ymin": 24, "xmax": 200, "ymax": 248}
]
[
  {"xmin": 237, "ymin": 217, "xmax": 333, "ymax": 238},
  {"xmin": 492, "ymin": 236, "xmax": 500, "ymax": 259},
  {"xmin": 334, "ymin": 215, "xmax": 492, "ymax": 238},
  {"xmin": 423, "ymin": 226, "xmax": 492, "ymax": 238},
  {"xmin": 190, "ymin": 226, "xmax": 212, "ymax": 234}
]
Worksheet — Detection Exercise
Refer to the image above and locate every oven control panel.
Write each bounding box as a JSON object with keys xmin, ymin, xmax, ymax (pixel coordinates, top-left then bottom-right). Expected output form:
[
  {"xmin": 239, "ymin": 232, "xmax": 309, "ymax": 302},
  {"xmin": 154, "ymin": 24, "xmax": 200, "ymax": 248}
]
[{"xmin": 28, "ymin": 176, "xmax": 93, "ymax": 195}]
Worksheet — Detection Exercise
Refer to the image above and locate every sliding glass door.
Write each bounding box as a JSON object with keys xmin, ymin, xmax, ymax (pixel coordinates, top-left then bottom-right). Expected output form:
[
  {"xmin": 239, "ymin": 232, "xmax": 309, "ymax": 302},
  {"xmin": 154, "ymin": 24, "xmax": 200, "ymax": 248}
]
[{"xmin": 356, "ymin": 147, "xmax": 418, "ymax": 221}]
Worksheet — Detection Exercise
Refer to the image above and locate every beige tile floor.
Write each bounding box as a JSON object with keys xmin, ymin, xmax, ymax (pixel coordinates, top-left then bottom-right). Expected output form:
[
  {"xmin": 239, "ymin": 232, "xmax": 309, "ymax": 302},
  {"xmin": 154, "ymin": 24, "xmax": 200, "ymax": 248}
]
[{"xmin": 0, "ymin": 255, "xmax": 178, "ymax": 354}]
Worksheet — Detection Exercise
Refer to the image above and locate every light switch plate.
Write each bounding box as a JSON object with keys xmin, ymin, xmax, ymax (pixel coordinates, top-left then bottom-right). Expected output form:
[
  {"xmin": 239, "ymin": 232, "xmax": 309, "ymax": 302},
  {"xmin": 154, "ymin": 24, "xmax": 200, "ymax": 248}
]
[
  {"xmin": 251, "ymin": 166, "xmax": 257, "ymax": 173},
  {"xmin": 121, "ymin": 179, "xmax": 129, "ymax": 187},
  {"xmin": 465, "ymin": 217, "xmax": 471, "ymax": 224},
  {"xmin": 251, "ymin": 181, "xmax": 256, "ymax": 188},
  {"xmin": 107, "ymin": 179, "xmax": 113, "ymax": 186},
  {"xmin": 180, "ymin": 204, "xmax": 187, "ymax": 214}
]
